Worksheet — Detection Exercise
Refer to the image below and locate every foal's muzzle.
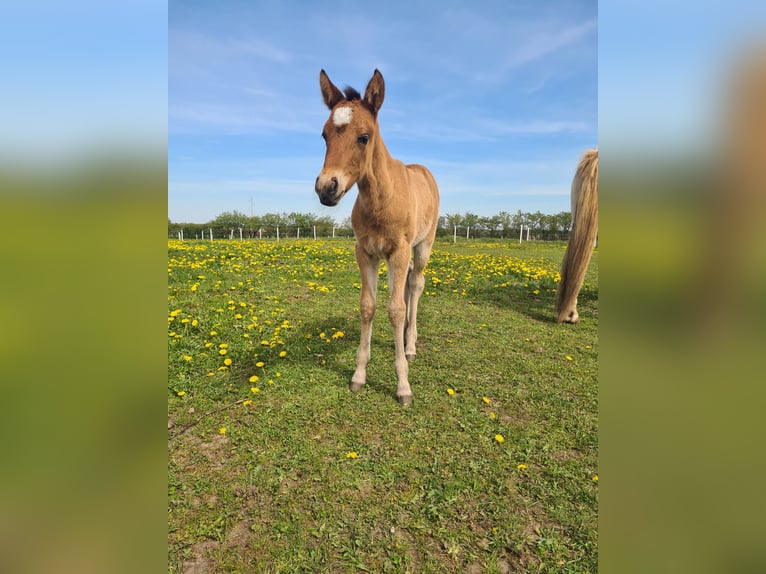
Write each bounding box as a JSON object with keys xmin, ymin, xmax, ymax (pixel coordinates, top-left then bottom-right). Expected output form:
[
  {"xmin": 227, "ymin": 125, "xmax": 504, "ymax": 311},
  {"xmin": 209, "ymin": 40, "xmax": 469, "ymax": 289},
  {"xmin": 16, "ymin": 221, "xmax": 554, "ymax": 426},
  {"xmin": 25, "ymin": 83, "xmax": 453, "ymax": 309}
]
[{"xmin": 315, "ymin": 175, "xmax": 345, "ymax": 206}]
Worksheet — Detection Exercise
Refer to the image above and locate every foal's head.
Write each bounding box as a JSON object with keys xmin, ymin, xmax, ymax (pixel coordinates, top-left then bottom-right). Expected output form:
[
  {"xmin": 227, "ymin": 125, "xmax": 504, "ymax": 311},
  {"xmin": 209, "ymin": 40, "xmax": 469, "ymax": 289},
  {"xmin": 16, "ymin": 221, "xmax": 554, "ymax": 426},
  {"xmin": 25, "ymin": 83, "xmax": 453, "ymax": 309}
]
[{"xmin": 315, "ymin": 69, "xmax": 385, "ymax": 206}]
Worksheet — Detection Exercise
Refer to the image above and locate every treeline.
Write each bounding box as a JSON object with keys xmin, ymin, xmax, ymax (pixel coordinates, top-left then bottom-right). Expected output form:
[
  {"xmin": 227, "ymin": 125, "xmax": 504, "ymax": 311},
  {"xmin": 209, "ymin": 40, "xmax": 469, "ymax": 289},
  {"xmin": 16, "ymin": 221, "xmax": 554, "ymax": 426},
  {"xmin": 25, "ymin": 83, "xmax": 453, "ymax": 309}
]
[{"xmin": 168, "ymin": 209, "xmax": 573, "ymax": 240}]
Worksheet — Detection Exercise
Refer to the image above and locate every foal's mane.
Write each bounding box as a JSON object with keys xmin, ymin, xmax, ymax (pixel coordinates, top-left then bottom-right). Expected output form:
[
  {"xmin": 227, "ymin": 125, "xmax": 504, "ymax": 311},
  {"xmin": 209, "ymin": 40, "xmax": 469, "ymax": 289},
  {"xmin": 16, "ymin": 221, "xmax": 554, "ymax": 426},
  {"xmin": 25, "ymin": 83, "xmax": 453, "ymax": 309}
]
[{"xmin": 342, "ymin": 86, "xmax": 361, "ymax": 100}]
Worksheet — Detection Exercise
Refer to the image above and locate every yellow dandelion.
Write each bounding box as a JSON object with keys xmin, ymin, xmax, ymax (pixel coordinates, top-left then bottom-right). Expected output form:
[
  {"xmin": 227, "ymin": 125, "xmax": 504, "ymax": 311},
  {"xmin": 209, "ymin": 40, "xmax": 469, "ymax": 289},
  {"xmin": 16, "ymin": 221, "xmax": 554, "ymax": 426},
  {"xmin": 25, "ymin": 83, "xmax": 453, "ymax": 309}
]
[
  {"xmin": 176, "ymin": 390, "xmax": 186, "ymax": 397},
  {"xmin": 219, "ymin": 343, "xmax": 228, "ymax": 348},
  {"xmin": 219, "ymin": 349, "xmax": 228, "ymax": 355},
  {"xmin": 249, "ymin": 375, "xmax": 259, "ymax": 383},
  {"xmin": 268, "ymin": 379, "xmax": 274, "ymax": 385},
  {"xmin": 482, "ymin": 396, "xmax": 490, "ymax": 404},
  {"xmin": 183, "ymin": 355, "xmax": 192, "ymax": 362},
  {"xmin": 275, "ymin": 372, "xmax": 282, "ymax": 377},
  {"xmin": 517, "ymin": 463, "xmax": 527, "ymax": 471},
  {"xmin": 346, "ymin": 451, "xmax": 358, "ymax": 459},
  {"xmin": 592, "ymin": 475, "xmax": 599, "ymax": 482},
  {"xmin": 565, "ymin": 355, "xmax": 573, "ymax": 361},
  {"xmin": 223, "ymin": 358, "xmax": 232, "ymax": 366},
  {"xmin": 250, "ymin": 387, "xmax": 260, "ymax": 394},
  {"xmin": 489, "ymin": 412, "xmax": 497, "ymax": 419},
  {"xmin": 332, "ymin": 331, "xmax": 345, "ymax": 339},
  {"xmin": 494, "ymin": 434, "xmax": 505, "ymax": 444},
  {"xmin": 279, "ymin": 350, "xmax": 287, "ymax": 357},
  {"xmin": 219, "ymin": 427, "xmax": 227, "ymax": 435},
  {"xmin": 243, "ymin": 399, "xmax": 252, "ymax": 407},
  {"xmin": 255, "ymin": 361, "xmax": 265, "ymax": 367},
  {"xmin": 210, "ymin": 330, "xmax": 217, "ymax": 336},
  {"xmin": 447, "ymin": 388, "xmax": 455, "ymax": 396},
  {"xmin": 191, "ymin": 319, "xmax": 198, "ymax": 327}
]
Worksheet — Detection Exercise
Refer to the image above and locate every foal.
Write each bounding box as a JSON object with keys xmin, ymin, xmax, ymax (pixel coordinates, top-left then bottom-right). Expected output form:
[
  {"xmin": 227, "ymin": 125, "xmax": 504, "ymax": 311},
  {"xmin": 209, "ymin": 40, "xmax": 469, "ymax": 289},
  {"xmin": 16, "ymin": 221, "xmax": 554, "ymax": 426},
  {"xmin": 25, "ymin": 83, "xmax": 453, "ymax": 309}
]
[{"xmin": 315, "ymin": 69, "xmax": 440, "ymax": 405}]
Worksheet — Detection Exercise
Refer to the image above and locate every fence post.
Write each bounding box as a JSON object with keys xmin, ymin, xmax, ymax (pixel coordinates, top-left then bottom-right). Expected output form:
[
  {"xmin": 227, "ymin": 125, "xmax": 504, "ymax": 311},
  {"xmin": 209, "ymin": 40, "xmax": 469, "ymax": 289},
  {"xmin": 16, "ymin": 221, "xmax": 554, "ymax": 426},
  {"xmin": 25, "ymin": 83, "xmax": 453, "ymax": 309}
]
[
  {"xmin": 210, "ymin": 228, "xmax": 213, "ymax": 241},
  {"xmin": 276, "ymin": 226, "xmax": 280, "ymax": 241},
  {"xmin": 313, "ymin": 226, "xmax": 317, "ymax": 240},
  {"xmin": 453, "ymin": 225, "xmax": 457, "ymax": 243}
]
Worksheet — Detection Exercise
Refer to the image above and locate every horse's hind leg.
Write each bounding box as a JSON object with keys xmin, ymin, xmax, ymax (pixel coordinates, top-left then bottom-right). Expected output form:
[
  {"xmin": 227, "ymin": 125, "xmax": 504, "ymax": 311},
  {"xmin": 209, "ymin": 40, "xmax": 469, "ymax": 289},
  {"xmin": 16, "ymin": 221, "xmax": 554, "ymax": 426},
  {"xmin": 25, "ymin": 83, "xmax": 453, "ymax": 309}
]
[
  {"xmin": 351, "ymin": 246, "xmax": 379, "ymax": 392},
  {"xmin": 405, "ymin": 242, "xmax": 431, "ymax": 361}
]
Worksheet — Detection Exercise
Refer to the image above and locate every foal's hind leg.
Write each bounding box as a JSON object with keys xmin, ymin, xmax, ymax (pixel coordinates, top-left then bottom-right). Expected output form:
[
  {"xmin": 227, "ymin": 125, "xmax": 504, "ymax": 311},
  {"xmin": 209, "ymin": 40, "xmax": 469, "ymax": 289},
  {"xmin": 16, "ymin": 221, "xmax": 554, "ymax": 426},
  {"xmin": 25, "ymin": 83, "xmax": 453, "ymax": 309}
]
[
  {"xmin": 404, "ymin": 242, "xmax": 431, "ymax": 361},
  {"xmin": 351, "ymin": 247, "xmax": 379, "ymax": 392}
]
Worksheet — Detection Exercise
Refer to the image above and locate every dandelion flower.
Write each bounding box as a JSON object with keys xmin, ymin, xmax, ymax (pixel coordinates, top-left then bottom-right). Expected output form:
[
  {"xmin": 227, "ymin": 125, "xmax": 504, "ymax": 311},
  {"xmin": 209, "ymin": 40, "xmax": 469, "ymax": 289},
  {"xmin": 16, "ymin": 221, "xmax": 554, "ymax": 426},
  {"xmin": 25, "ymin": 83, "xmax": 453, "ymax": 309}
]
[
  {"xmin": 255, "ymin": 361, "xmax": 265, "ymax": 367},
  {"xmin": 517, "ymin": 463, "xmax": 527, "ymax": 471},
  {"xmin": 223, "ymin": 358, "xmax": 232, "ymax": 366},
  {"xmin": 219, "ymin": 349, "xmax": 228, "ymax": 356},
  {"xmin": 447, "ymin": 388, "xmax": 455, "ymax": 396},
  {"xmin": 279, "ymin": 350, "xmax": 287, "ymax": 357},
  {"xmin": 176, "ymin": 390, "xmax": 186, "ymax": 397},
  {"xmin": 332, "ymin": 331, "xmax": 344, "ymax": 339},
  {"xmin": 346, "ymin": 451, "xmax": 358, "ymax": 459},
  {"xmin": 592, "ymin": 475, "xmax": 599, "ymax": 482},
  {"xmin": 494, "ymin": 434, "xmax": 505, "ymax": 444},
  {"xmin": 565, "ymin": 355, "xmax": 573, "ymax": 361},
  {"xmin": 219, "ymin": 427, "xmax": 227, "ymax": 435},
  {"xmin": 250, "ymin": 387, "xmax": 260, "ymax": 394},
  {"xmin": 249, "ymin": 375, "xmax": 259, "ymax": 383},
  {"xmin": 489, "ymin": 412, "xmax": 497, "ymax": 419},
  {"xmin": 243, "ymin": 400, "xmax": 252, "ymax": 407},
  {"xmin": 482, "ymin": 396, "xmax": 490, "ymax": 404},
  {"xmin": 183, "ymin": 355, "xmax": 192, "ymax": 362}
]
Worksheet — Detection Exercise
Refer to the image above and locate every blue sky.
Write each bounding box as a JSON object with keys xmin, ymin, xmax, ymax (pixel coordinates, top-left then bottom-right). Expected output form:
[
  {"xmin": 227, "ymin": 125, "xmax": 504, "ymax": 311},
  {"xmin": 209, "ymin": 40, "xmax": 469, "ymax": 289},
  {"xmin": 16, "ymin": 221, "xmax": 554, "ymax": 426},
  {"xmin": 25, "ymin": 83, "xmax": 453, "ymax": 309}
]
[{"xmin": 168, "ymin": 0, "xmax": 597, "ymax": 223}]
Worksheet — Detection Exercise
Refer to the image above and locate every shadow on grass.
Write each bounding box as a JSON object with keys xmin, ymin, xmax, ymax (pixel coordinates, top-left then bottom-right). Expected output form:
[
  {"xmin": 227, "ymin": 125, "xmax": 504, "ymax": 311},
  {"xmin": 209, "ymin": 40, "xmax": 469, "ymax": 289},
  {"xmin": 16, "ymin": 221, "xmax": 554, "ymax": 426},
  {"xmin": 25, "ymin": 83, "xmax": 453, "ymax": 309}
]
[{"xmin": 453, "ymin": 281, "xmax": 599, "ymax": 324}]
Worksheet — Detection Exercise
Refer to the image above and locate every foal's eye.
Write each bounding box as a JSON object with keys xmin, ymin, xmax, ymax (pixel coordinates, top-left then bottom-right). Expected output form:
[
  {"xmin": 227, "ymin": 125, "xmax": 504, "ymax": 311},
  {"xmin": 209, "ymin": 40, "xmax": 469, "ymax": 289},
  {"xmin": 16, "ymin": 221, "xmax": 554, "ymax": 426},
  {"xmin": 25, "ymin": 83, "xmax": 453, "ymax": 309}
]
[{"xmin": 357, "ymin": 134, "xmax": 369, "ymax": 145}]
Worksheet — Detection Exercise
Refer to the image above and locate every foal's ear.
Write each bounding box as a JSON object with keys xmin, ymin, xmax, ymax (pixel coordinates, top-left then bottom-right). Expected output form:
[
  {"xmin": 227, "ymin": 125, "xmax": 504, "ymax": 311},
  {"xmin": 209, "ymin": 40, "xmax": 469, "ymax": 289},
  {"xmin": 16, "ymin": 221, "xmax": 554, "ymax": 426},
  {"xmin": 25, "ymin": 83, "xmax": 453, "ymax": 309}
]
[
  {"xmin": 319, "ymin": 69, "xmax": 344, "ymax": 110},
  {"xmin": 363, "ymin": 69, "xmax": 385, "ymax": 117}
]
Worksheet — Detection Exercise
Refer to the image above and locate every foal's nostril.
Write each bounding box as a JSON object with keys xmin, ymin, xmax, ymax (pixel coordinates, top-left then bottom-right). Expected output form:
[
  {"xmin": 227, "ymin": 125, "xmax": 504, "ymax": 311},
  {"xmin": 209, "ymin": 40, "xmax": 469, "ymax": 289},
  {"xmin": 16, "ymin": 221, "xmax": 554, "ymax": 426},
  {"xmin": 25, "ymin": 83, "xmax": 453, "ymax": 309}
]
[{"xmin": 330, "ymin": 177, "xmax": 338, "ymax": 192}]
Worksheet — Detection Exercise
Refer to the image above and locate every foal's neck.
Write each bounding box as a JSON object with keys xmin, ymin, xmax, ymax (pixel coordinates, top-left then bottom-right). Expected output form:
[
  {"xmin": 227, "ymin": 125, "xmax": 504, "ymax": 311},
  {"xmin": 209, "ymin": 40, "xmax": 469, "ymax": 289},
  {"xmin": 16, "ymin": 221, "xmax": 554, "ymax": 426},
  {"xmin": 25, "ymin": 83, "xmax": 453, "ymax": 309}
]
[{"xmin": 357, "ymin": 132, "xmax": 395, "ymax": 211}]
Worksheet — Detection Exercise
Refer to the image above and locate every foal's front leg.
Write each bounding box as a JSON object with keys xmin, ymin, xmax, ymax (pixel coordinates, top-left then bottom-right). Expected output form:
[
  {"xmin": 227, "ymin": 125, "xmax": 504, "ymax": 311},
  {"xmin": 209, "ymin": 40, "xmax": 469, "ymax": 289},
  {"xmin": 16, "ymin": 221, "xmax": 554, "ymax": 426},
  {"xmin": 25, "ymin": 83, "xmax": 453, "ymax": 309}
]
[
  {"xmin": 350, "ymin": 247, "xmax": 379, "ymax": 392},
  {"xmin": 387, "ymin": 248, "xmax": 413, "ymax": 406}
]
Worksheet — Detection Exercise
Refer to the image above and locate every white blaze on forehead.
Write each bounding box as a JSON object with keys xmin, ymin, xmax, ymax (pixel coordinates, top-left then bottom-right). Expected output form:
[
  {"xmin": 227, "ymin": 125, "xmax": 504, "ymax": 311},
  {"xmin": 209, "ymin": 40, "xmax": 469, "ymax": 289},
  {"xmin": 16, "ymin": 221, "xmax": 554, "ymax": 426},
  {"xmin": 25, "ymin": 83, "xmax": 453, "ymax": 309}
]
[{"xmin": 332, "ymin": 106, "xmax": 353, "ymax": 127}]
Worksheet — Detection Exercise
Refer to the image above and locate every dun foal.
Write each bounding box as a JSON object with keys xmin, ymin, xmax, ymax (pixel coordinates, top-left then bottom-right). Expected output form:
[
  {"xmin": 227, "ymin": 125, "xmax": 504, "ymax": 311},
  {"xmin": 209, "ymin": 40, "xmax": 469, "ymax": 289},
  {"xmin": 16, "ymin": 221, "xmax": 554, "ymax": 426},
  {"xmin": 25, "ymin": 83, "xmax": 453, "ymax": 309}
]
[
  {"xmin": 315, "ymin": 69, "xmax": 440, "ymax": 405},
  {"xmin": 556, "ymin": 148, "xmax": 598, "ymax": 324}
]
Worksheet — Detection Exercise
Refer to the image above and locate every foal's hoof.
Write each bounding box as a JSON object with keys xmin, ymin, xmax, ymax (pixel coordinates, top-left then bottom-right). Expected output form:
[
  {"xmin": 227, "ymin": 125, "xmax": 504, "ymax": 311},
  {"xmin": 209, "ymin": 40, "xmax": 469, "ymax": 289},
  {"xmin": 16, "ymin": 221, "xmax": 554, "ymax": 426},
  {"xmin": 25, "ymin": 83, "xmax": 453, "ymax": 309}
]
[
  {"xmin": 397, "ymin": 394, "xmax": 413, "ymax": 407},
  {"xmin": 349, "ymin": 381, "xmax": 364, "ymax": 393},
  {"xmin": 405, "ymin": 353, "xmax": 416, "ymax": 362}
]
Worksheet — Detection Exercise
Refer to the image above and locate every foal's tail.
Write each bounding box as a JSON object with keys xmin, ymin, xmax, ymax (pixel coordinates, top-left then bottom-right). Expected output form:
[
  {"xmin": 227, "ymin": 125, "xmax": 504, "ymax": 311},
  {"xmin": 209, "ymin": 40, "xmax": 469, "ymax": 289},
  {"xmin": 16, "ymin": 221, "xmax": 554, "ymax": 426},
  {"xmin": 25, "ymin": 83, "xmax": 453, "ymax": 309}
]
[{"xmin": 556, "ymin": 149, "xmax": 598, "ymax": 324}]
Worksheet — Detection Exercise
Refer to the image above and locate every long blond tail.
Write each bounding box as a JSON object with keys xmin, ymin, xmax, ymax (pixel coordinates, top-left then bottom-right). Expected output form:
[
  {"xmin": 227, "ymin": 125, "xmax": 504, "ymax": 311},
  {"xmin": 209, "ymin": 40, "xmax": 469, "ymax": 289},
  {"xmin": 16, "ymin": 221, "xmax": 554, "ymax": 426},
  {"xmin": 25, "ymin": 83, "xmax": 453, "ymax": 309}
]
[{"xmin": 556, "ymin": 149, "xmax": 598, "ymax": 323}]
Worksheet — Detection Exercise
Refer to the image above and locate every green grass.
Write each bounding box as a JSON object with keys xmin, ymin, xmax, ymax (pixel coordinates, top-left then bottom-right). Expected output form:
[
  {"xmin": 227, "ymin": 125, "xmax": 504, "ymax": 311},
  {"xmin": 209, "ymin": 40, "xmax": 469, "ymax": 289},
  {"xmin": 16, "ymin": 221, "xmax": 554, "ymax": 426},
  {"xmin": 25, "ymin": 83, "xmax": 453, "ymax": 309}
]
[{"xmin": 168, "ymin": 238, "xmax": 598, "ymax": 573}]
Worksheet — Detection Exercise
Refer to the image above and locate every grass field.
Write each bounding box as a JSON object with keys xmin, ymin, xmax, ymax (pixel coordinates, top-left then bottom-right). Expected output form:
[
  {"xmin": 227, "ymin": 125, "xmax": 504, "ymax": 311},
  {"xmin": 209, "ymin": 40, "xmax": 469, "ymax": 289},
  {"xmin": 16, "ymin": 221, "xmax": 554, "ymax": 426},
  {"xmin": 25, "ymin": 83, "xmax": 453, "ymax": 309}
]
[{"xmin": 168, "ymin": 238, "xmax": 598, "ymax": 573}]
